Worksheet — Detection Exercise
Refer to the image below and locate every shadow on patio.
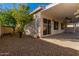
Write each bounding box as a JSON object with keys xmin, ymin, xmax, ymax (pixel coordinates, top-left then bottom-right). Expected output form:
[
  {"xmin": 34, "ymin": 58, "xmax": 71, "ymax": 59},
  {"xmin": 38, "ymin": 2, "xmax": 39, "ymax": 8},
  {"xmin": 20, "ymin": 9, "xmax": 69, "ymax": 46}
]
[
  {"xmin": 0, "ymin": 34, "xmax": 79, "ymax": 56},
  {"xmin": 43, "ymin": 32, "xmax": 79, "ymax": 42}
]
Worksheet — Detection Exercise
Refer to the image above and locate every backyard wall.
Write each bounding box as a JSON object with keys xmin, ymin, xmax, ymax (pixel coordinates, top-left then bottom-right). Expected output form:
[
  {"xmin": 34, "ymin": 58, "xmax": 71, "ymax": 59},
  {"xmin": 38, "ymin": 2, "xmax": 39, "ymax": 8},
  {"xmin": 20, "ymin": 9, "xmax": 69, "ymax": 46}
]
[{"xmin": 0, "ymin": 26, "xmax": 13, "ymax": 36}]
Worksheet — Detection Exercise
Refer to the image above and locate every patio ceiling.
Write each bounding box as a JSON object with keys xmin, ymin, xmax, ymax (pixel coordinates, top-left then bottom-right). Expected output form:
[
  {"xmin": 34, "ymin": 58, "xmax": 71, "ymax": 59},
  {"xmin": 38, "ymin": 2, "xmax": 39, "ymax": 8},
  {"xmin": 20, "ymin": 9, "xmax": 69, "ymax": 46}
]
[{"xmin": 41, "ymin": 3, "xmax": 79, "ymax": 20}]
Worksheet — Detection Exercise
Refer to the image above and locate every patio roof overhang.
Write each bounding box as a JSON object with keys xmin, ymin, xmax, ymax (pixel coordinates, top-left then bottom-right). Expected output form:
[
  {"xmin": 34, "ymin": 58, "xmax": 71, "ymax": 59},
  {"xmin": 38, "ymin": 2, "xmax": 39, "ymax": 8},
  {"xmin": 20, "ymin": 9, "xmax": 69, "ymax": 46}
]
[
  {"xmin": 41, "ymin": 3, "xmax": 79, "ymax": 23},
  {"xmin": 30, "ymin": 6, "xmax": 43, "ymax": 15}
]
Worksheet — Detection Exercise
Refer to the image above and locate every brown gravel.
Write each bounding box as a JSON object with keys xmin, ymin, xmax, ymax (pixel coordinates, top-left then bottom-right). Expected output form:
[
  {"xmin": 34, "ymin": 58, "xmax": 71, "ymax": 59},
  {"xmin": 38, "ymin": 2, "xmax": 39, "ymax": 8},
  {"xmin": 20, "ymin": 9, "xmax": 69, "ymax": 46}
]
[{"xmin": 0, "ymin": 34, "xmax": 79, "ymax": 56}]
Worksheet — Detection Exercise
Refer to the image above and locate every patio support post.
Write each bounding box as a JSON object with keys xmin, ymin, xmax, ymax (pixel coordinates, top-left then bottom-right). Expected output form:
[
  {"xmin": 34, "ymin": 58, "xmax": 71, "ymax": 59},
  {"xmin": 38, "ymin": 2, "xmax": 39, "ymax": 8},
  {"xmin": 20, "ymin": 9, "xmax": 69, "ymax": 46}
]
[
  {"xmin": 74, "ymin": 23, "xmax": 76, "ymax": 33},
  {"xmin": 51, "ymin": 20, "xmax": 54, "ymax": 34}
]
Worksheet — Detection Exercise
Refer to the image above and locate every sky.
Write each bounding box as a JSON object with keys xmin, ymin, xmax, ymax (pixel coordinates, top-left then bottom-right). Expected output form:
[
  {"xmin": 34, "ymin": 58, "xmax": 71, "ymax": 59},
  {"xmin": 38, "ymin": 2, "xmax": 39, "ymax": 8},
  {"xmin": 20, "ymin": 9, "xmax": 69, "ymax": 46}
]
[{"xmin": 0, "ymin": 3, "xmax": 49, "ymax": 12}]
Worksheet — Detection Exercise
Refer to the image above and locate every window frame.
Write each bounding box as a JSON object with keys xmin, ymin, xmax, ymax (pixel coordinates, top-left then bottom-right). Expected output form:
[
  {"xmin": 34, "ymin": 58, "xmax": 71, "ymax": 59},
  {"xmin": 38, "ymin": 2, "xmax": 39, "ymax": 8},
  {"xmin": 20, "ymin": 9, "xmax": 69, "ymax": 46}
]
[{"xmin": 54, "ymin": 21, "xmax": 59, "ymax": 30}]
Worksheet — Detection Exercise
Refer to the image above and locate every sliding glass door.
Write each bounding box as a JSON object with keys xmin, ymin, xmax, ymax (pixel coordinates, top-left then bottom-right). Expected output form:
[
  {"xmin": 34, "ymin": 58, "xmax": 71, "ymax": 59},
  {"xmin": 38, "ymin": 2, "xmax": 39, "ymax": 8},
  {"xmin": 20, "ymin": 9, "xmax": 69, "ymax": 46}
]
[{"xmin": 43, "ymin": 18, "xmax": 51, "ymax": 35}]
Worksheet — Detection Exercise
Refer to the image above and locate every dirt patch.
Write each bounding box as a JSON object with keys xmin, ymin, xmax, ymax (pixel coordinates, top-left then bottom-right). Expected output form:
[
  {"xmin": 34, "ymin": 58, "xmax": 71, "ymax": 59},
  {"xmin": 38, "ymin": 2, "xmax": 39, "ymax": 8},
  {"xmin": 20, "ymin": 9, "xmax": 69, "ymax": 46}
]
[{"xmin": 0, "ymin": 34, "xmax": 79, "ymax": 56}]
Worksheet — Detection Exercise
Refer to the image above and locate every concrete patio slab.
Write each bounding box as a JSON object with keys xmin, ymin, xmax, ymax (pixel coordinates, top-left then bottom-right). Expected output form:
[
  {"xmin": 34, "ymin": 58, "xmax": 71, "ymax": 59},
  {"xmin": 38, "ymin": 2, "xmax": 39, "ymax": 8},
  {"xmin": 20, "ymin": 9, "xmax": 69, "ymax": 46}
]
[
  {"xmin": 41, "ymin": 38, "xmax": 79, "ymax": 51},
  {"xmin": 41, "ymin": 32, "xmax": 79, "ymax": 51}
]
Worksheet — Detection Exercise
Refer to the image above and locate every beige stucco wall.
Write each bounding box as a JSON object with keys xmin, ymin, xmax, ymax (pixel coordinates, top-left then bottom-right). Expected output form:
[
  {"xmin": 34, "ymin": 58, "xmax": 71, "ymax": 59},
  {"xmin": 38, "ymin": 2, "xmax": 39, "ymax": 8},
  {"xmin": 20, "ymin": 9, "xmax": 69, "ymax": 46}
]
[
  {"xmin": 41, "ymin": 13, "xmax": 65, "ymax": 37},
  {"xmin": 28, "ymin": 5, "xmax": 65, "ymax": 37},
  {"xmin": 25, "ymin": 11, "xmax": 65, "ymax": 38},
  {"xmin": 51, "ymin": 21, "xmax": 64, "ymax": 35}
]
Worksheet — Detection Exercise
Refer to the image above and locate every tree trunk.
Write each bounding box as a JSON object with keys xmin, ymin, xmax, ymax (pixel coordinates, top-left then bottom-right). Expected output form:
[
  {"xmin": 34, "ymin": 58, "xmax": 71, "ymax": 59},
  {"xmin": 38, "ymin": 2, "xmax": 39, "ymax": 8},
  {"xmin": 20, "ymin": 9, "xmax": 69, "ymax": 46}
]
[{"xmin": 19, "ymin": 31, "xmax": 22, "ymax": 38}]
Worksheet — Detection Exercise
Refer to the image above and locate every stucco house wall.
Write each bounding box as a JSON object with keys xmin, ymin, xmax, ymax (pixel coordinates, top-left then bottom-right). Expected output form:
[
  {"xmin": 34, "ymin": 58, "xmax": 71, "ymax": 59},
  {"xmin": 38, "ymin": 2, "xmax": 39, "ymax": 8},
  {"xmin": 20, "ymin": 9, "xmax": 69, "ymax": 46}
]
[
  {"xmin": 25, "ymin": 4, "xmax": 71, "ymax": 38},
  {"xmin": 51, "ymin": 21, "xmax": 65, "ymax": 35},
  {"xmin": 24, "ymin": 6, "xmax": 65, "ymax": 38},
  {"xmin": 41, "ymin": 13, "xmax": 65, "ymax": 37}
]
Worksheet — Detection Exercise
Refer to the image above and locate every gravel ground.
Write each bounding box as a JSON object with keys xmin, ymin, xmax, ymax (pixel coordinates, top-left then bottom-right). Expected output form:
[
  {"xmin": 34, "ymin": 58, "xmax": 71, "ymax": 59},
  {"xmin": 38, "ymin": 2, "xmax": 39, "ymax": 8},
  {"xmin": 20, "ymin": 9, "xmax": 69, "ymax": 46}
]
[{"xmin": 0, "ymin": 34, "xmax": 79, "ymax": 56}]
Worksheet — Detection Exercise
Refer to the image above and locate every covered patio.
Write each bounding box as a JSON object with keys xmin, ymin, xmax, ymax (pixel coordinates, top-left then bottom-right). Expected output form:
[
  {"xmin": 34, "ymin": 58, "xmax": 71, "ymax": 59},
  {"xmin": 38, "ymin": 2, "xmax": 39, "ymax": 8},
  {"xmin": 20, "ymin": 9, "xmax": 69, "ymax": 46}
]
[
  {"xmin": 40, "ymin": 3, "xmax": 79, "ymax": 37},
  {"xmin": 40, "ymin": 3, "xmax": 79, "ymax": 51}
]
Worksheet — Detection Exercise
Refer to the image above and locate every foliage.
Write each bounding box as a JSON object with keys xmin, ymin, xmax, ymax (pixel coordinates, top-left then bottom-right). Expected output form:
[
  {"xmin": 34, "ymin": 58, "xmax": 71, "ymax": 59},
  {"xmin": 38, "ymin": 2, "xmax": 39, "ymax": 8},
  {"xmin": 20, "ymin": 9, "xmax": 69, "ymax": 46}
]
[
  {"xmin": 0, "ymin": 4, "xmax": 33, "ymax": 33},
  {"xmin": 11, "ymin": 4, "xmax": 33, "ymax": 32},
  {"xmin": 0, "ymin": 10, "xmax": 16, "ymax": 28}
]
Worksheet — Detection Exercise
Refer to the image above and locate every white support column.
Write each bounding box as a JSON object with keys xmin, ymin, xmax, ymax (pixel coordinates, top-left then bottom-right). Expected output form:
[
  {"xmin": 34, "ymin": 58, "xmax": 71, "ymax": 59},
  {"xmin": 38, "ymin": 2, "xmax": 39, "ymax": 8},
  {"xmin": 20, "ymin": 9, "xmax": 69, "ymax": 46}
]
[
  {"xmin": 51, "ymin": 20, "xmax": 54, "ymax": 34},
  {"xmin": 59, "ymin": 22, "xmax": 61, "ymax": 30},
  {"xmin": 74, "ymin": 23, "xmax": 76, "ymax": 33},
  {"xmin": 39, "ymin": 18, "xmax": 43, "ymax": 37},
  {"xmin": 38, "ymin": 13, "xmax": 43, "ymax": 38}
]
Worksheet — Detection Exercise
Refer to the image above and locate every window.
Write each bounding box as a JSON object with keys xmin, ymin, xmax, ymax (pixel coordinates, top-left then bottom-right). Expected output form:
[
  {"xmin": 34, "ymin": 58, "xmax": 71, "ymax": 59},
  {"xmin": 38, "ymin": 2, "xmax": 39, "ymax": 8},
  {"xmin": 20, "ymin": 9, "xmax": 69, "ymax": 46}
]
[
  {"xmin": 61, "ymin": 23, "xmax": 64, "ymax": 29},
  {"xmin": 54, "ymin": 21, "xmax": 59, "ymax": 30},
  {"xmin": 43, "ymin": 18, "xmax": 51, "ymax": 35}
]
